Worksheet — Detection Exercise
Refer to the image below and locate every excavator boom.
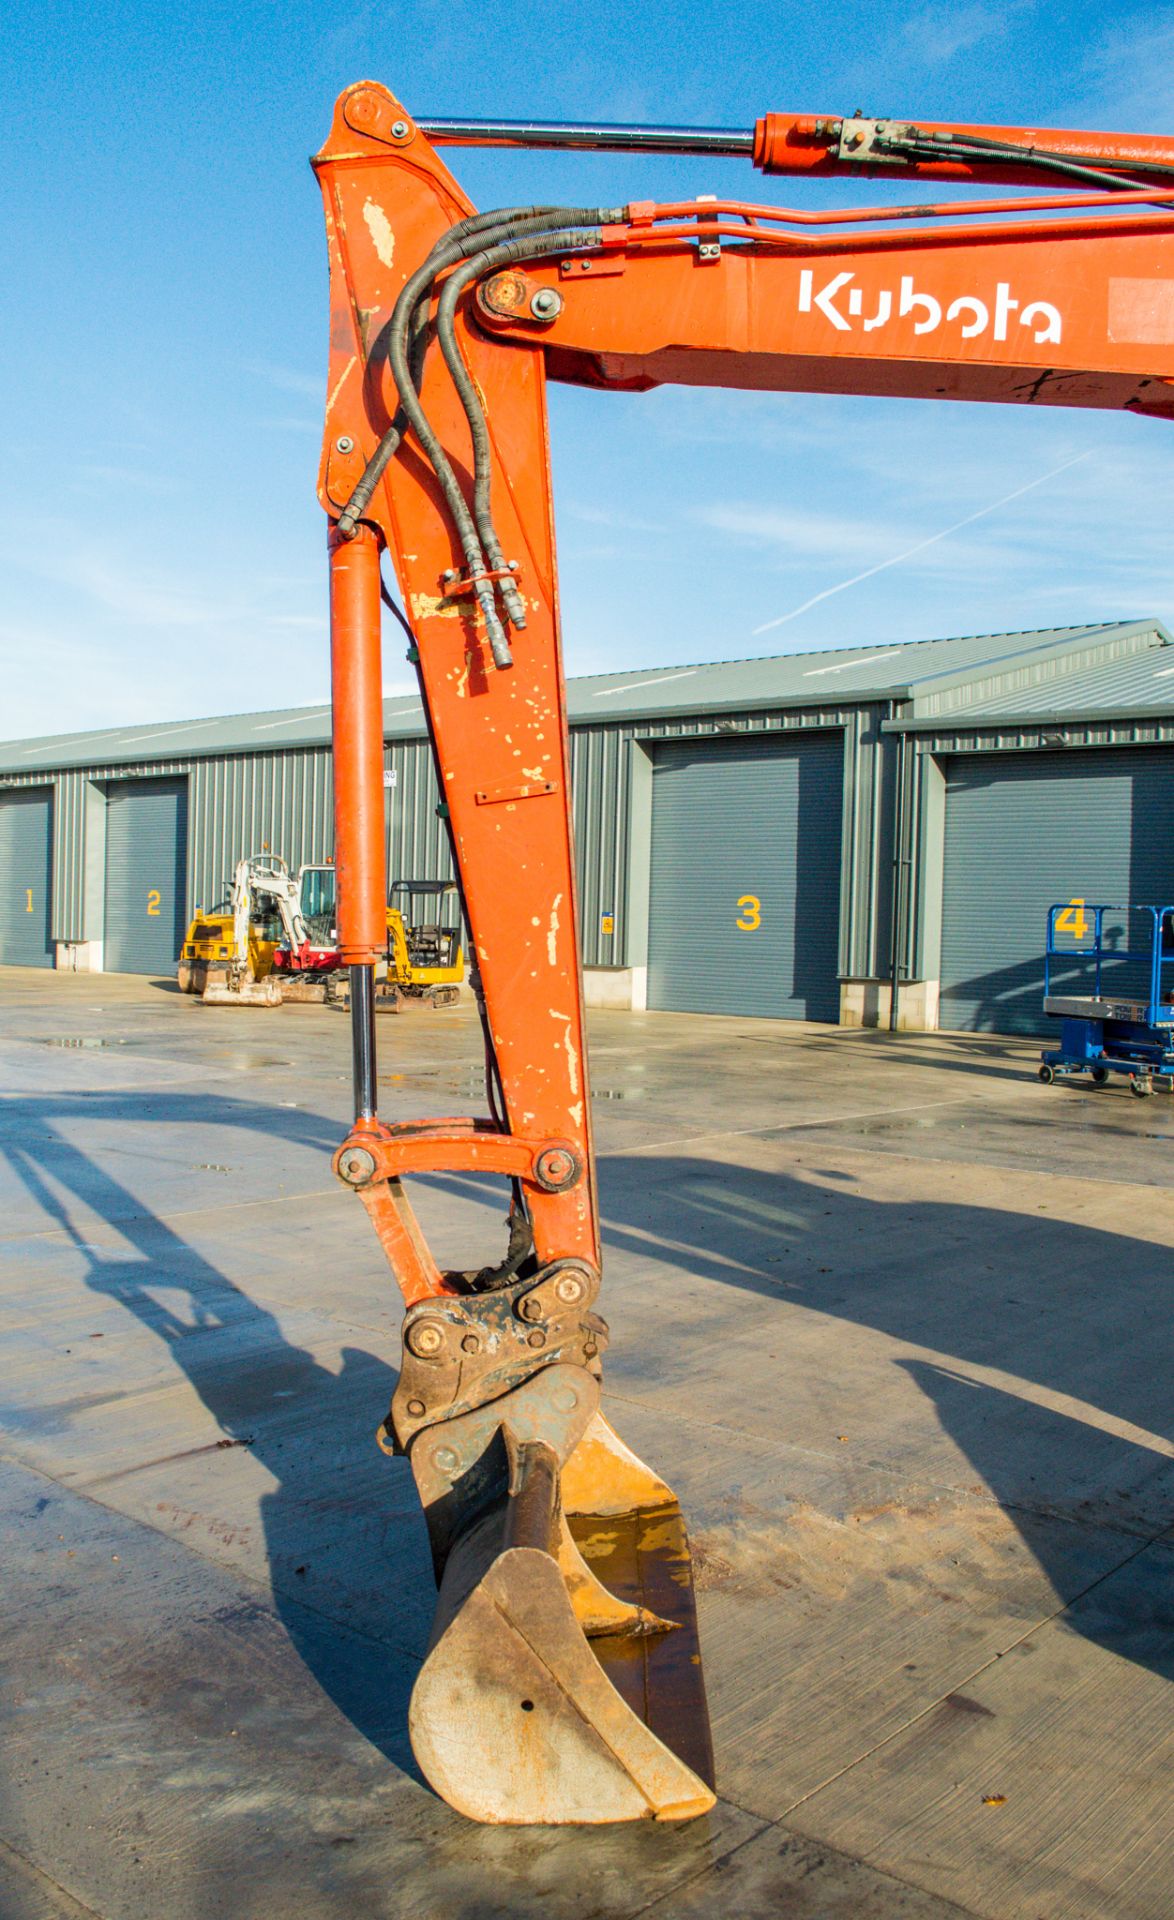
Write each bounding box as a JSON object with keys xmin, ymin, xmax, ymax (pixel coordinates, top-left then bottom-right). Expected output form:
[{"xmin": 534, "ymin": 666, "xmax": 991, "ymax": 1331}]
[{"xmin": 313, "ymin": 85, "xmax": 1174, "ymax": 1825}]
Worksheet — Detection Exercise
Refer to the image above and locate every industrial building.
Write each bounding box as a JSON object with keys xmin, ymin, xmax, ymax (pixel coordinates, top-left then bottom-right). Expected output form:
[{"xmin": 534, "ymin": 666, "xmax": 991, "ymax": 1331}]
[{"xmin": 2, "ymin": 617, "xmax": 1173, "ymax": 1034}]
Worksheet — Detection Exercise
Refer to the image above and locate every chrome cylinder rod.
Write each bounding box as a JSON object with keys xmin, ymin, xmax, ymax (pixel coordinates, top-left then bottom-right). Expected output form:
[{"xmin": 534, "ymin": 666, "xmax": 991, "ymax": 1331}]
[
  {"xmin": 350, "ymin": 964, "xmax": 378, "ymax": 1122},
  {"xmin": 416, "ymin": 116, "xmax": 754, "ymax": 157}
]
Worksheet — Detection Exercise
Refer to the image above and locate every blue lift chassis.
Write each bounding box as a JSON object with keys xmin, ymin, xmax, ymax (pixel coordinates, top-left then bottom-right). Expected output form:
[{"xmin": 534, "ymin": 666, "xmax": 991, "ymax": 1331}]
[{"xmin": 1040, "ymin": 902, "xmax": 1174, "ymax": 1097}]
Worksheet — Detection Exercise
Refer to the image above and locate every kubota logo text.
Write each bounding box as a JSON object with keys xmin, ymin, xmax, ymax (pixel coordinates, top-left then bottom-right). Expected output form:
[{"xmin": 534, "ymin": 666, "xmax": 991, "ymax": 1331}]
[{"xmin": 798, "ymin": 268, "xmax": 1062, "ymax": 345}]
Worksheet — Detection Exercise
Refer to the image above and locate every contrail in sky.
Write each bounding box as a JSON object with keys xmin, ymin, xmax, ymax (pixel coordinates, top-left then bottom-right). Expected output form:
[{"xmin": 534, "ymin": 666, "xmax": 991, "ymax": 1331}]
[{"xmin": 751, "ymin": 450, "xmax": 1093, "ymax": 637}]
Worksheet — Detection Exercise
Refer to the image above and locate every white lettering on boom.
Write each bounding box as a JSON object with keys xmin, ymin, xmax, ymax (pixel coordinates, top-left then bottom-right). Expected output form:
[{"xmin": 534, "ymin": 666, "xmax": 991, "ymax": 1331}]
[{"xmin": 798, "ymin": 269, "xmax": 1062, "ymax": 345}]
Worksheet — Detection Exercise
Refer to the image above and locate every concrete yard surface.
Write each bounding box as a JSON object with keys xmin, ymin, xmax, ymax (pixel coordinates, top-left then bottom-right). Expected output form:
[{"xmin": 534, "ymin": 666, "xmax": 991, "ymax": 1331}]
[{"xmin": 0, "ymin": 966, "xmax": 1171, "ymax": 1920}]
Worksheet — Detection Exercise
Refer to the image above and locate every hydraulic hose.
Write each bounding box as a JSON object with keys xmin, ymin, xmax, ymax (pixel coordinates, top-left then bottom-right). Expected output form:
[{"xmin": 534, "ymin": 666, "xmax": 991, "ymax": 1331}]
[
  {"xmin": 879, "ymin": 130, "xmax": 1153, "ymax": 193},
  {"xmin": 433, "ymin": 217, "xmax": 613, "ymax": 630},
  {"xmin": 336, "ymin": 206, "xmax": 570, "ymax": 539},
  {"xmin": 343, "ymin": 204, "xmax": 621, "ymax": 664}
]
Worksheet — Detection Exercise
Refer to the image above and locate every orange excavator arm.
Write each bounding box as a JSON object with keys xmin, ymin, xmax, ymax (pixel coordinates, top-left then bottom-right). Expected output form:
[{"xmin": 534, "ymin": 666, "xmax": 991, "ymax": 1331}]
[{"xmin": 311, "ymin": 86, "xmax": 1174, "ymax": 1827}]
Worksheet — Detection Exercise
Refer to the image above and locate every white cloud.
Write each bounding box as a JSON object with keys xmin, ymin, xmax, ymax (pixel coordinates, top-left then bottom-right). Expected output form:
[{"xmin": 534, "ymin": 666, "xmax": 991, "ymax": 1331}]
[
  {"xmin": 902, "ymin": 1, "xmax": 1015, "ymax": 65},
  {"xmin": 244, "ymin": 360, "xmax": 324, "ymax": 401}
]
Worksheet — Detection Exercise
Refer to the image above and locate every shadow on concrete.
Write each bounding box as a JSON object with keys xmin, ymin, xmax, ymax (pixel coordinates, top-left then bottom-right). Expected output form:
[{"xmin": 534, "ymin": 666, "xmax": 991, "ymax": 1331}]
[
  {"xmin": 590, "ymin": 1151, "xmax": 1174, "ymax": 1683},
  {"xmin": 6, "ymin": 1088, "xmax": 1172, "ymax": 1850},
  {"xmin": 1, "ymin": 1090, "xmax": 427, "ymax": 1781}
]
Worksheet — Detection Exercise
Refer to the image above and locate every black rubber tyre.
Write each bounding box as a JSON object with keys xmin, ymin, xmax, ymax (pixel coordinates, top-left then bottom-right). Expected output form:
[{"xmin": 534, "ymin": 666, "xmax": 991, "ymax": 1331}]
[
  {"xmin": 1090, "ymin": 1066, "xmax": 1109, "ymax": 1085},
  {"xmin": 1038, "ymin": 1064, "xmax": 1055, "ymax": 1085}
]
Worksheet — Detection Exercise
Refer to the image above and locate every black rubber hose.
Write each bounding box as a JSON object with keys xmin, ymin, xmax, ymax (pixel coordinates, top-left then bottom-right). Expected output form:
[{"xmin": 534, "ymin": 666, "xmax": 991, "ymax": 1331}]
[
  {"xmin": 920, "ymin": 128, "xmax": 1174, "ymax": 189},
  {"xmin": 385, "ymin": 211, "xmax": 618, "ymax": 662},
  {"xmin": 881, "ymin": 130, "xmax": 1154, "ymax": 193},
  {"xmin": 469, "ymin": 1198, "xmax": 535, "ymax": 1293},
  {"xmin": 435, "ymin": 213, "xmax": 616, "ymax": 628},
  {"xmin": 335, "ymin": 207, "xmax": 574, "ymax": 537}
]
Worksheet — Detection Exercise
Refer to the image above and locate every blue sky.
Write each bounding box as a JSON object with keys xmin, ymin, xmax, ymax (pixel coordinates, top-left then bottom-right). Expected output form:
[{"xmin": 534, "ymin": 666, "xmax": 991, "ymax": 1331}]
[{"xmin": 4, "ymin": 0, "xmax": 1174, "ymax": 736}]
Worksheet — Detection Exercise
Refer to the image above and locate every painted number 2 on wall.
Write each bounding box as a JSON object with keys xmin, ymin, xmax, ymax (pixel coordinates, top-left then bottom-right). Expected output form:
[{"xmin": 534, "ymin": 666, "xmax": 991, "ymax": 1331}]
[
  {"xmin": 736, "ymin": 894, "xmax": 761, "ymax": 931},
  {"xmin": 147, "ymin": 890, "xmax": 161, "ymax": 917}
]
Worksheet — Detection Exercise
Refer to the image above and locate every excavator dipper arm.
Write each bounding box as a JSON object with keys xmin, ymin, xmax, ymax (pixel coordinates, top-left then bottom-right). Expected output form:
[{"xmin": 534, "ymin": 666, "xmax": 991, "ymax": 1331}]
[{"xmin": 311, "ymin": 85, "xmax": 1174, "ymax": 1826}]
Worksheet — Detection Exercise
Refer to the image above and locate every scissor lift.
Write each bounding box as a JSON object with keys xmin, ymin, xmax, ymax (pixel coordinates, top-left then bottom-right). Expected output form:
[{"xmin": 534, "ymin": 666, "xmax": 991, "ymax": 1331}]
[{"xmin": 1040, "ymin": 902, "xmax": 1174, "ymax": 1096}]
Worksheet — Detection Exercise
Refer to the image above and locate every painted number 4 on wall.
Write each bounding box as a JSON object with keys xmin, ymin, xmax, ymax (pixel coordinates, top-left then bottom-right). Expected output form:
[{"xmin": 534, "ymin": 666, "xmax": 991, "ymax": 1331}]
[
  {"xmin": 1054, "ymin": 897, "xmax": 1088, "ymax": 939},
  {"xmin": 736, "ymin": 894, "xmax": 761, "ymax": 931}
]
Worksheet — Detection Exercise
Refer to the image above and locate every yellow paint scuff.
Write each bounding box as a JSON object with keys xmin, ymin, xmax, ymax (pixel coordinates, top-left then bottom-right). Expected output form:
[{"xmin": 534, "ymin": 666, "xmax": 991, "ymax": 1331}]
[
  {"xmin": 362, "ymin": 198, "xmax": 396, "ymax": 269},
  {"xmin": 548, "ymin": 893, "xmax": 563, "ymax": 966}
]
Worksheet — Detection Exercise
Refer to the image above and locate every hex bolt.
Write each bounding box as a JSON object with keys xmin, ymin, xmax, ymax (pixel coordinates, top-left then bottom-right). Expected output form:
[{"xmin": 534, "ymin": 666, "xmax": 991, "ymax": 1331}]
[
  {"xmin": 391, "ymin": 119, "xmax": 409, "ymax": 137},
  {"xmin": 335, "ymin": 435, "xmax": 355, "ymax": 454},
  {"xmin": 460, "ymin": 1333, "xmax": 480, "ymax": 1354},
  {"xmin": 407, "ymin": 1319, "xmax": 445, "ymax": 1357},
  {"xmin": 406, "ymin": 1399, "xmax": 426, "ymax": 1417},
  {"xmin": 534, "ymin": 1146, "xmax": 577, "ymax": 1190},
  {"xmin": 529, "ymin": 287, "xmax": 564, "ymax": 321},
  {"xmin": 527, "ymin": 1329, "xmax": 546, "ymax": 1349},
  {"xmin": 554, "ymin": 1272, "xmax": 586, "ymax": 1306},
  {"xmin": 518, "ymin": 1294, "xmax": 545, "ymax": 1323}
]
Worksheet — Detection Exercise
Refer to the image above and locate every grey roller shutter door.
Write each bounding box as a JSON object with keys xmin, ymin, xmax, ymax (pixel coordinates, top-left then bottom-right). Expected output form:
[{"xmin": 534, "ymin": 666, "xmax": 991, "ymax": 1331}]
[
  {"xmin": 648, "ymin": 733, "xmax": 842, "ymax": 1020},
  {"xmin": 104, "ymin": 779, "xmax": 188, "ymax": 975},
  {"xmin": 0, "ymin": 789, "xmax": 53, "ymax": 967},
  {"xmin": 940, "ymin": 746, "xmax": 1174, "ymax": 1034}
]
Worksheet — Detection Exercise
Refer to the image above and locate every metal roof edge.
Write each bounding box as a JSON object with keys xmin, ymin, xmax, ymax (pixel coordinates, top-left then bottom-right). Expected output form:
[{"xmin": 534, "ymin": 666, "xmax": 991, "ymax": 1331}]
[
  {"xmin": 3, "ymin": 620, "xmax": 1170, "ymax": 774},
  {"xmin": 567, "ymin": 688, "xmax": 906, "ymax": 728},
  {"xmin": 903, "ymin": 620, "xmax": 1167, "ymax": 711},
  {"xmin": 884, "ymin": 702, "xmax": 1174, "ymax": 735}
]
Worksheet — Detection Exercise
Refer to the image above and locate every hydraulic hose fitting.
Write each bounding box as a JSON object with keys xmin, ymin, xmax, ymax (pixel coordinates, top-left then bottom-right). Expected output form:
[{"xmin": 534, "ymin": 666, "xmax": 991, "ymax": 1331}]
[
  {"xmin": 478, "ymin": 589, "xmax": 514, "ymax": 668},
  {"xmin": 500, "ymin": 575, "xmax": 528, "ymax": 628}
]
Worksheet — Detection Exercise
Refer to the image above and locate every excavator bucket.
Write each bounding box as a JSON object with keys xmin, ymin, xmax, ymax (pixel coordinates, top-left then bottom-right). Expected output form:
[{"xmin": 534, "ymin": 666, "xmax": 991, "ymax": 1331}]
[
  {"xmin": 397, "ymin": 1362, "xmax": 715, "ymax": 1825},
  {"xmin": 201, "ymin": 974, "xmax": 284, "ymax": 1007}
]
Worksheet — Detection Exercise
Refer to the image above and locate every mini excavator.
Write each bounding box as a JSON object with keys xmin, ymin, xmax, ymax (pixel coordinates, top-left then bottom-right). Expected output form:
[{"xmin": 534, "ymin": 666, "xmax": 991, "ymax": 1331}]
[{"xmin": 313, "ymin": 87, "xmax": 1174, "ymax": 1824}]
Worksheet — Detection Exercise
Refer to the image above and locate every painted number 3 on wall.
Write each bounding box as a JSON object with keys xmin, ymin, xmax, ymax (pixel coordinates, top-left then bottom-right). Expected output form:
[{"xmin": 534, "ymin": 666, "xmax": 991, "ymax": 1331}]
[
  {"xmin": 736, "ymin": 894, "xmax": 761, "ymax": 931},
  {"xmin": 147, "ymin": 890, "xmax": 161, "ymax": 917}
]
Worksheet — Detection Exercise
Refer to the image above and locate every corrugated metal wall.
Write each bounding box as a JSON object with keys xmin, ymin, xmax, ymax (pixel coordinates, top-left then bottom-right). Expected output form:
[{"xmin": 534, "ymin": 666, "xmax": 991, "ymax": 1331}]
[
  {"xmin": 386, "ymin": 738, "xmax": 451, "ymax": 887},
  {"xmin": 647, "ymin": 732, "xmax": 843, "ymax": 1019},
  {"xmin": 0, "ymin": 703, "xmax": 894, "ymax": 976},
  {"xmin": 103, "ymin": 778, "xmax": 189, "ymax": 974},
  {"xmin": 189, "ymin": 749, "xmax": 335, "ymax": 910},
  {"xmin": 0, "ymin": 788, "xmax": 54, "ymax": 965},
  {"xmin": 939, "ymin": 745, "xmax": 1174, "ymax": 1033}
]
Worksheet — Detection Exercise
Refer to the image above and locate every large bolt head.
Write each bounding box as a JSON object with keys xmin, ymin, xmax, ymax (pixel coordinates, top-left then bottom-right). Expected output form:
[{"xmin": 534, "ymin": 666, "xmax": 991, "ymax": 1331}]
[
  {"xmin": 529, "ymin": 286, "xmax": 564, "ymax": 321},
  {"xmin": 554, "ymin": 1270, "xmax": 587, "ymax": 1305},
  {"xmin": 534, "ymin": 1145, "xmax": 578, "ymax": 1191},
  {"xmin": 407, "ymin": 1319, "xmax": 445, "ymax": 1357},
  {"xmin": 338, "ymin": 1146, "xmax": 376, "ymax": 1186},
  {"xmin": 518, "ymin": 1294, "xmax": 545, "ymax": 1323}
]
